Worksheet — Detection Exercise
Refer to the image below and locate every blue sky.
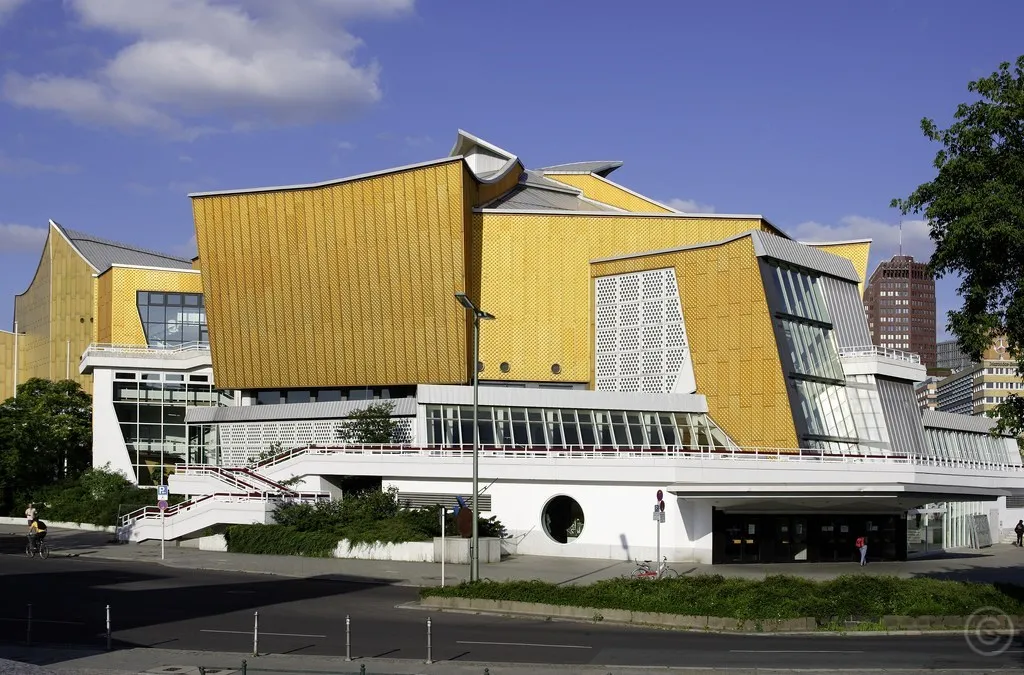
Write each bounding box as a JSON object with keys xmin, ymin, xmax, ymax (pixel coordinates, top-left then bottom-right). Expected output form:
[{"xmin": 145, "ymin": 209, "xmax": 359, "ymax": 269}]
[{"xmin": 1, "ymin": 0, "xmax": 1021, "ymax": 340}]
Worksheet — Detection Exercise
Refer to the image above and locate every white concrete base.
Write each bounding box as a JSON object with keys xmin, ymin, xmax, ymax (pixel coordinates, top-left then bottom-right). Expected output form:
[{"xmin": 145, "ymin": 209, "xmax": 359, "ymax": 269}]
[
  {"xmin": 333, "ymin": 538, "xmax": 434, "ymax": 562},
  {"xmin": 179, "ymin": 534, "xmax": 229, "ymax": 551},
  {"xmin": 433, "ymin": 537, "xmax": 501, "ymax": 564}
]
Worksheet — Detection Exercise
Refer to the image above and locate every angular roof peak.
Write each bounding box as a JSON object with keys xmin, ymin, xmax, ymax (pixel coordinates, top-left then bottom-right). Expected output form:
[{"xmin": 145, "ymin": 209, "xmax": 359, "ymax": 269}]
[
  {"xmin": 50, "ymin": 220, "xmax": 193, "ymax": 273},
  {"xmin": 449, "ymin": 129, "xmax": 520, "ymax": 183},
  {"xmin": 538, "ymin": 161, "xmax": 624, "ymax": 178}
]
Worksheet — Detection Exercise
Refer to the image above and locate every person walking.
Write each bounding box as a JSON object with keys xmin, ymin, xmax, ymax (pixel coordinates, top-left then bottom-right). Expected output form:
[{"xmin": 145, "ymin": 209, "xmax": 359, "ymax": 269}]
[
  {"xmin": 24, "ymin": 503, "xmax": 36, "ymax": 527},
  {"xmin": 855, "ymin": 535, "xmax": 868, "ymax": 566},
  {"xmin": 1015, "ymin": 520, "xmax": 1024, "ymax": 547}
]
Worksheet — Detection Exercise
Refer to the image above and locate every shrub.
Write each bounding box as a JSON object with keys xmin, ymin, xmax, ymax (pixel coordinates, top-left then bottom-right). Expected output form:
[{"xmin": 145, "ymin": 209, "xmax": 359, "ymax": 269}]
[
  {"xmin": 31, "ymin": 466, "xmax": 185, "ymax": 526},
  {"xmin": 226, "ymin": 524, "xmax": 338, "ymax": 557},
  {"xmin": 420, "ymin": 574, "xmax": 1024, "ymax": 621}
]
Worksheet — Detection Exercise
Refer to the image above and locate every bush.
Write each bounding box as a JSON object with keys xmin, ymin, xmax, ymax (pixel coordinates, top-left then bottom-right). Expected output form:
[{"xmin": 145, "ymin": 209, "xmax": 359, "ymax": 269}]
[
  {"xmin": 226, "ymin": 524, "xmax": 338, "ymax": 557},
  {"xmin": 420, "ymin": 574, "xmax": 1024, "ymax": 621},
  {"xmin": 29, "ymin": 466, "xmax": 185, "ymax": 526}
]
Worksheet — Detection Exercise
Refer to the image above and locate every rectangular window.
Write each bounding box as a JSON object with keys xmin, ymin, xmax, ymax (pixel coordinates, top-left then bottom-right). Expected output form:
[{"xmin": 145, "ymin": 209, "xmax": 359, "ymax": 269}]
[
  {"xmin": 256, "ymin": 390, "xmax": 280, "ymax": 405},
  {"xmin": 510, "ymin": 408, "xmax": 529, "ymax": 446}
]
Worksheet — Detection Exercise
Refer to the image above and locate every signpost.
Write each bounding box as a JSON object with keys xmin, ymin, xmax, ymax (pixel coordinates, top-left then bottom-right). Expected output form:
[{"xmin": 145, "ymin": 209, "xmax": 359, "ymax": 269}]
[
  {"xmin": 158, "ymin": 485, "xmax": 169, "ymax": 561},
  {"xmin": 653, "ymin": 489, "xmax": 666, "ymax": 566}
]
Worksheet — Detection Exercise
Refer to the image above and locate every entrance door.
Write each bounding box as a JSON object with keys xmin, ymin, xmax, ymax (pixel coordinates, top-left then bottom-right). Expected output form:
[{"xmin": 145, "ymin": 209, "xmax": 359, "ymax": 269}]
[
  {"xmin": 723, "ymin": 515, "xmax": 760, "ymax": 563},
  {"xmin": 774, "ymin": 517, "xmax": 808, "ymax": 562}
]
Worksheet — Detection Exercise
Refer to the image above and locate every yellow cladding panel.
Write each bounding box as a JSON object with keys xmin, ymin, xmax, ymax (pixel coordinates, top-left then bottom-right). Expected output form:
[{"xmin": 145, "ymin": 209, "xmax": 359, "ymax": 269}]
[
  {"xmin": 96, "ymin": 267, "xmax": 204, "ymax": 345},
  {"xmin": 0, "ymin": 331, "xmax": 14, "ymax": 400},
  {"xmin": 474, "ymin": 212, "xmax": 769, "ymax": 385},
  {"xmin": 476, "ymin": 161, "xmax": 523, "ymax": 205},
  {"xmin": 47, "ymin": 227, "xmax": 96, "ymax": 387},
  {"xmin": 191, "ymin": 257, "xmax": 201, "ymax": 271},
  {"xmin": 811, "ymin": 242, "xmax": 871, "ymax": 297},
  {"xmin": 591, "ymin": 237, "xmax": 798, "ymax": 449},
  {"xmin": 14, "ymin": 235, "xmax": 52, "ymax": 382},
  {"xmin": 192, "ymin": 159, "xmax": 469, "ymax": 390},
  {"xmin": 545, "ymin": 174, "xmax": 674, "ymax": 213}
]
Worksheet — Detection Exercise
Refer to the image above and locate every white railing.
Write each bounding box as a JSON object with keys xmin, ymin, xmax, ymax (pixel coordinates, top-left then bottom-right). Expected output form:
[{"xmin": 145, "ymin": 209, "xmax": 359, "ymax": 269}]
[
  {"xmin": 248, "ymin": 442, "xmax": 1024, "ymax": 474},
  {"xmin": 173, "ymin": 464, "xmax": 326, "ymax": 498},
  {"xmin": 839, "ymin": 345, "xmax": 922, "ymax": 365},
  {"xmin": 119, "ymin": 490, "xmax": 326, "ymax": 527},
  {"xmin": 81, "ymin": 342, "xmax": 210, "ymax": 360}
]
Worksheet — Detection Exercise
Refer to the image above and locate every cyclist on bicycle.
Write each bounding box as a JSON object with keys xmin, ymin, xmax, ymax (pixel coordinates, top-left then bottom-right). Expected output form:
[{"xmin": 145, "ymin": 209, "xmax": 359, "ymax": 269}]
[{"xmin": 28, "ymin": 518, "xmax": 46, "ymax": 549}]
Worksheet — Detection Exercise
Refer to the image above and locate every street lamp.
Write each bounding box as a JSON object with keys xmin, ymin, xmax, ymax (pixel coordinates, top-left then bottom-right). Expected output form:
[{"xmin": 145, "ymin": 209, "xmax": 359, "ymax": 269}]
[{"xmin": 454, "ymin": 291, "xmax": 494, "ymax": 582}]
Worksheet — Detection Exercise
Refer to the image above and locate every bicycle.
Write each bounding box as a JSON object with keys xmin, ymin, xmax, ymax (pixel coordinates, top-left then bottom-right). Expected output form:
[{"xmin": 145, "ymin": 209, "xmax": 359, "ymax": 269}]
[
  {"xmin": 629, "ymin": 556, "xmax": 677, "ymax": 579},
  {"xmin": 25, "ymin": 535, "xmax": 49, "ymax": 560}
]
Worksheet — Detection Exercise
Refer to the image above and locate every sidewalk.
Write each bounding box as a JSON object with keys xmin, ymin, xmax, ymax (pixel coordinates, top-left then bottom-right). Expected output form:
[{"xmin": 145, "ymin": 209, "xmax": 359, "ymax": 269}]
[
  {"xmin": 34, "ymin": 527, "xmax": 1024, "ymax": 587},
  {"xmin": 0, "ymin": 646, "xmax": 1011, "ymax": 675}
]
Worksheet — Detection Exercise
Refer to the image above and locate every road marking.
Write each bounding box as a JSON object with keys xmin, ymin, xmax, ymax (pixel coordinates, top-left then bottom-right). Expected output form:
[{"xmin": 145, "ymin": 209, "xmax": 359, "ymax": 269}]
[
  {"xmin": 200, "ymin": 629, "xmax": 327, "ymax": 638},
  {"xmin": 457, "ymin": 640, "xmax": 592, "ymax": 649},
  {"xmin": 0, "ymin": 618, "xmax": 84, "ymax": 625},
  {"xmin": 730, "ymin": 650, "xmax": 865, "ymax": 654}
]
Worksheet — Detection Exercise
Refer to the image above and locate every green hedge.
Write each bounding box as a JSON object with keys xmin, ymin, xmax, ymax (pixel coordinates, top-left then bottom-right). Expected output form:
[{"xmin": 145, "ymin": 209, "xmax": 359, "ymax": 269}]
[
  {"xmin": 421, "ymin": 575, "xmax": 1024, "ymax": 621},
  {"xmin": 225, "ymin": 524, "xmax": 339, "ymax": 557}
]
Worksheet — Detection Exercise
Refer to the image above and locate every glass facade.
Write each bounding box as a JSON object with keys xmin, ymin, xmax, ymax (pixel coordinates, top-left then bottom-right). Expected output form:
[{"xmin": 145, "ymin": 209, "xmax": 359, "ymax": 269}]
[
  {"xmin": 113, "ymin": 370, "xmax": 231, "ymax": 485},
  {"xmin": 137, "ymin": 291, "xmax": 208, "ymax": 347},
  {"xmin": 764, "ymin": 261, "xmax": 859, "ymax": 450},
  {"xmin": 924, "ymin": 427, "xmax": 1013, "ymax": 465},
  {"xmin": 425, "ymin": 405, "xmax": 735, "ymax": 450},
  {"xmin": 250, "ymin": 385, "xmax": 416, "ymax": 405}
]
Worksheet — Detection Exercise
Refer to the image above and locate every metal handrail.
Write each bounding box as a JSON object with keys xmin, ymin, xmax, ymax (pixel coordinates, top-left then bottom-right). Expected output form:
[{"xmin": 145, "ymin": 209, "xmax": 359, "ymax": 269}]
[
  {"xmin": 246, "ymin": 442, "xmax": 1024, "ymax": 473},
  {"xmin": 81, "ymin": 342, "xmax": 210, "ymax": 360},
  {"xmin": 839, "ymin": 345, "xmax": 922, "ymax": 365},
  {"xmin": 119, "ymin": 490, "xmax": 326, "ymax": 526},
  {"xmin": 175, "ymin": 465, "xmax": 296, "ymax": 495}
]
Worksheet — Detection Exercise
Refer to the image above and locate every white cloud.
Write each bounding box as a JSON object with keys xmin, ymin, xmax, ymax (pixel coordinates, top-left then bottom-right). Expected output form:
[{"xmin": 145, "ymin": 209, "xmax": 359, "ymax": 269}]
[
  {"xmin": 0, "ymin": 0, "xmax": 25, "ymax": 23},
  {"xmin": 0, "ymin": 223, "xmax": 47, "ymax": 252},
  {"xmin": 2, "ymin": 0, "xmax": 414, "ymax": 138},
  {"xmin": 336, "ymin": 141, "xmax": 355, "ymax": 150},
  {"xmin": 665, "ymin": 198, "xmax": 715, "ymax": 214},
  {"xmin": 789, "ymin": 215, "xmax": 932, "ymax": 263},
  {"xmin": 0, "ymin": 152, "xmax": 78, "ymax": 175},
  {"xmin": 171, "ymin": 233, "xmax": 198, "ymax": 258}
]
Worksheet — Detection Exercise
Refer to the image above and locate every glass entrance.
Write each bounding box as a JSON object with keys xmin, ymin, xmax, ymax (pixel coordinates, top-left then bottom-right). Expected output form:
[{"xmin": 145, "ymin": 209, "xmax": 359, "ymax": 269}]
[
  {"xmin": 773, "ymin": 517, "xmax": 808, "ymax": 562},
  {"xmin": 723, "ymin": 515, "xmax": 760, "ymax": 563}
]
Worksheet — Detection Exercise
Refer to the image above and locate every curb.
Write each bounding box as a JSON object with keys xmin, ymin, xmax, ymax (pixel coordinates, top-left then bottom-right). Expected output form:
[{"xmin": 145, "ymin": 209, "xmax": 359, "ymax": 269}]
[{"xmin": 418, "ymin": 596, "xmax": 1021, "ymax": 635}]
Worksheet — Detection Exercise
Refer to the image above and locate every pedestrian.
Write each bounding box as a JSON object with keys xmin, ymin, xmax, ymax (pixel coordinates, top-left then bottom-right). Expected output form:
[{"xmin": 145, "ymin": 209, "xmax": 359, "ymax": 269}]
[
  {"xmin": 25, "ymin": 503, "xmax": 36, "ymax": 527},
  {"xmin": 855, "ymin": 535, "xmax": 867, "ymax": 566},
  {"xmin": 1015, "ymin": 520, "xmax": 1024, "ymax": 547}
]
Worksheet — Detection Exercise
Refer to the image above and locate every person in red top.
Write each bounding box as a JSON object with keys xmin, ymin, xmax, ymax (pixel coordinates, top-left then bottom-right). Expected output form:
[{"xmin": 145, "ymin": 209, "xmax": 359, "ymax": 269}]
[{"xmin": 856, "ymin": 535, "xmax": 867, "ymax": 566}]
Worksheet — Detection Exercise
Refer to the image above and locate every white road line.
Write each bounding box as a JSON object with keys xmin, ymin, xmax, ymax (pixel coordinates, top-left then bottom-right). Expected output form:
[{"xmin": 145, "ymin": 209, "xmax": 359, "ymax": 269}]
[
  {"xmin": 457, "ymin": 640, "xmax": 592, "ymax": 649},
  {"xmin": 730, "ymin": 650, "xmax": 865, "ymax": 654},
  {"xmin": 200, "ymin": 629, "xmax": 327, "ymax": 638}
]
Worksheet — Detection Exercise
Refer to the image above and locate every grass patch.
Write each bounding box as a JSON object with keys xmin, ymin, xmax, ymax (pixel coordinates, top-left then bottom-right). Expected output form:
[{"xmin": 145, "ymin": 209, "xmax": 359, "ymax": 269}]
[{"xmin": 421, "ymin": 574, "xmax": 1024, "ymax": 622}]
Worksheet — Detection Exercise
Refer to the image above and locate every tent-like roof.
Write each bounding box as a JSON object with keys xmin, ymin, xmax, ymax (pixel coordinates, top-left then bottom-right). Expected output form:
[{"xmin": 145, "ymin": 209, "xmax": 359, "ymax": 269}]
[
  {"xmin": 538, "ymin": 161, "xmax": 624, "ymax": 177},
  {"xmin": 52, "ymin": 221, "xmax": 193, "ymax": 273}
]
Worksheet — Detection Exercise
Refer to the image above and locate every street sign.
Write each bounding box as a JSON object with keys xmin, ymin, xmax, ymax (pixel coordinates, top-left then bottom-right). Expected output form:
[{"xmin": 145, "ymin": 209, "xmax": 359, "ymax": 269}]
[
  {"xmin": 659, "ymin": 500, "xmax": 665, "ymax": 512},
  {"xmin": 656, "ymin": 489, "xmax": 663, "ymax": 502},
  {"xmin": 158, "ymin": 500, "xmax": 168, "ymax": 511},
  {"xmin": 157, "ymin": 485, "xmax": 169, "ymax": 500},
  {"xmin": 652, "ymin": 509, "xmax": 666, "ymax": 523}
]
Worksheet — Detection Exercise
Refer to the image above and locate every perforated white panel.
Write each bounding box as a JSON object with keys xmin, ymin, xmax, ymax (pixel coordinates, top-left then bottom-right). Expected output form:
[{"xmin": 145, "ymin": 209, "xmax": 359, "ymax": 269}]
[
  {"xmin": 217, "ymin": 418, "xmax": 415, "ymax": 467},
  {"xmin": 594, "ymin": 269, "xmax": 696, "ymax": 394}
]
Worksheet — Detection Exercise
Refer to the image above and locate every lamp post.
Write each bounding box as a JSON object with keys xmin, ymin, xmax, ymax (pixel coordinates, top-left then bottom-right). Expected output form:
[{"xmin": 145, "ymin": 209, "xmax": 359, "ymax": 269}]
[{"xmin": 454, "ymin": 292, "xmax": 494, "ymax": 582}]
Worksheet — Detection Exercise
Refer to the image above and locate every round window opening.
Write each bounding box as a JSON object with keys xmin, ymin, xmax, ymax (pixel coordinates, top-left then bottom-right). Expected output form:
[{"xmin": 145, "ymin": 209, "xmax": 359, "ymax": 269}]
[{"xmin": 541, "ymin": 495, "xmax": 585, "ymax": 544}]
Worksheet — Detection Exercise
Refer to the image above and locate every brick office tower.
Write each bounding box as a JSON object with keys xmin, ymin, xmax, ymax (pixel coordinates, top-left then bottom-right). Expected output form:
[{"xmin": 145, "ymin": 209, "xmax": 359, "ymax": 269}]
[{"xmin": 863, "ymin": 255, "xmax": 937, "ymax": 369}]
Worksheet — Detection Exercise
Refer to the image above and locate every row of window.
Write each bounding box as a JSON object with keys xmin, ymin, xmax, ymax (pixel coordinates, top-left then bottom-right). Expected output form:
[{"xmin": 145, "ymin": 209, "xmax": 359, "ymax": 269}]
[
  {"xmin": 250, "ymin": 386, "xmax": 417, "ymax": 405},
  {"xmin": 923, "ymin": 428, "xmax": 1011, "ymax": 465},
  {"xmin": 424, "ymin": 405, "xmax": 735, "ymax": 450},
  {"xmin": 976, "ymin": 381, "xmax": 1024, "ymax": 391}
]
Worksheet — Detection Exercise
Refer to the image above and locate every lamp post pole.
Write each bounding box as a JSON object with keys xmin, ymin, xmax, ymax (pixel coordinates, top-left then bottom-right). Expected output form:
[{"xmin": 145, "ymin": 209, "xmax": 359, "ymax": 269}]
[
  {"xmin": 454, "ymin": 292, "xmax": 493, "ymax": 584},
  {"xmin": 471, "ymin": 313, "xmax": 480, "ymax": 583}
]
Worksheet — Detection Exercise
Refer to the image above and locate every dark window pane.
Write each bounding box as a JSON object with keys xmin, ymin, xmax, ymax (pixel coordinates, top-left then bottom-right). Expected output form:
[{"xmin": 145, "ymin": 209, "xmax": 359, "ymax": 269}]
[
  {"xmin": 139, "ymin": 405, "xmax": 162, "ymax": 424},
  {"xmin": 188, "ymin": 374, "xmax": 209, "ymax": 382},
  {"xmin": 286, "ymin": 390, "xmax": 311, "ymax": 404},
  {"xmin": 167, "ymin": 294, "xmax": 182, "ymax": 305},
  {"xmin": 165, "ymin": 373, "xmax": 184, "ymax": 381},
  {"xmin": 150, "ymin": 293, "xmax": 165, "ymax": 304},
  {"xmin": 184, "ymin": 295, "xmax": 200, "ymax": 306},
  {"xmin": 256, "ymin": 391, "xmax": 280, "ymax": 405},
  {"xmin": 164, "ymin": 406, "xmax": 186, "ymax": 424},
  {"xmin": 113, "ymin": 402, "xmax": 137, "ymax": 423},
  {"xmin": 316, "ymin": 389, "xmax": 342, "ymax": 402}
]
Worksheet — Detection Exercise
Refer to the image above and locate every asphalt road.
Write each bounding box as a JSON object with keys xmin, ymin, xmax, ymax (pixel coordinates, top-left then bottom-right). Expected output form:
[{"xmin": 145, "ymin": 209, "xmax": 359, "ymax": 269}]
[{"xmin": 0, "ymin": 535, "xmax": 1021, "ymax": 671}]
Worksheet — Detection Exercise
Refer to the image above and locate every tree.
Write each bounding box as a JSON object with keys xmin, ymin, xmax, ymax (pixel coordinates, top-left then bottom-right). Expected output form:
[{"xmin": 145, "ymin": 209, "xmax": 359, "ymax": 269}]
[
  {"xmin": 892, "ymin": 55, "xmax": 1024, "ymax": 435},
  {"xmin": 336, "ymin": 401, "xmax": 405, "ymax": 444},
  {"xmin": 0, "ymin": 378, "xmax": 92, "ymax": 511}
]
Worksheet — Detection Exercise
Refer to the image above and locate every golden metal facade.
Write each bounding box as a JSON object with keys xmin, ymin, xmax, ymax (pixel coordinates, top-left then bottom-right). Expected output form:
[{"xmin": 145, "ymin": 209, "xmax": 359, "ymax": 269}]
[
  {"xmin": 14, "ymin": 237, "xmax": 52, "ymax": 382},
  {"xmin": 591, "ymin": 236, "xmax": 798, "ymax": 449},
  {"xmin": 473, "ymin": 212, "xmax": 772, "ymax": 385},
  {"xmin": 95, "ymin": 266, "xmax": 203, "ymax": 345},
  {"xmin": 811, "ymin": 242, "xmax": 871, "ymax": 297},
  {"xmin": 0, "ymin": 331, "xmax": 15, "ymax": 400},
  {"xmin": 475, "ymin": 162, "xmax": 523, "ymax": 205},
  {"xmin": 191, "ymin": 159, "xmax": 470, "ymax": 390},
  {"xmin": 544, "ymin": 174, "xmax": 674, "ymax": 212}
]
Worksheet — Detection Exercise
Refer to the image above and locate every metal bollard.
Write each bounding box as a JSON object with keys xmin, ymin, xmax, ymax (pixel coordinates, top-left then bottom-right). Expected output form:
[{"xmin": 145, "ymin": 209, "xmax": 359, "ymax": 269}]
[
  {"xmin": 241, "ymin": 659, "xmax": 247, "ymax": 675},
  {"xmin": 26, "ymin": 604, "xmax": 32, "ymax": 646},
  {"xmin": 106, "ymin": 604, "xmax": 112, "ymax": 651},
  {"xmin": 359, "ymin": 664, "xmax": 365, "ymax": 675},
  {"xmin": 425, "ymin": 617, "xmax": 432, "ymax": 664},
  {"xmin": 198, "ymin": 668, "xmax": 206, "ymax": 675},
  {"xmin": 345, "ymin": 614, "xmax": 351, "ymax": 661},
  {"xmin": 252, "ymin": 611, "xmax": 259, "ymax": 657}
]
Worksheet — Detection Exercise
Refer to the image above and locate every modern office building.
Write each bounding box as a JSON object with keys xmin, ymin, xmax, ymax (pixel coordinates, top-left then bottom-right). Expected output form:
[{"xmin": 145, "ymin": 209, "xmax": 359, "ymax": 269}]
[
  {"xmin": 863, "ymin": 255, "xmax": 937, "ymax": 369},
  {"xmin": 915, "ymin": 376, "xmax": 939, "ymax": 412},
  {"xmin": 936, "ymin": 336, "xmax": 1023, "ymax": 417},
  {"xmin": 936, "ymin": 339, "xmax": 971, "ymax": 372},
  {"xmin": 8, "ymin": 130, "xmax": 1022, "ymax": 564}
]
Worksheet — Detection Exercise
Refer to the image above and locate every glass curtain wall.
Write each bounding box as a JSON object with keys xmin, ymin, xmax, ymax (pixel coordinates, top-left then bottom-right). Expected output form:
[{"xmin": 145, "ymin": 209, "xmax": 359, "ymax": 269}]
[
  {"xmin": 113, "ymin": 371, "xmax": 231, "ymax": 485},
  {"xmin": 137, "ymin": 292, "xmax": 208, "ymax": 347},
  {"xmin": 425, "ymin": 405, "xmax": 736, "ymax": 451},
  {"xmin": 925, "ymin": 427, "xmax": 1012, "ymax": 465},
  {"xmin": 764, "ymin": 261, "xmax": 859, "ymax": 452}
]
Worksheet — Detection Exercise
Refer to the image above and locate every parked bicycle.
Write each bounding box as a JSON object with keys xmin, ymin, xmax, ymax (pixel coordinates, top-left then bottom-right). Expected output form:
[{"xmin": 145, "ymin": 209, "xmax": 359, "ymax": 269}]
[
  {"xmin": 25, "ymin": 535, "xmax": 49, "ymax": 560},
  {"xmin": 629, "ymin": 556, "xmax": 677, "ymax": 579}
]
